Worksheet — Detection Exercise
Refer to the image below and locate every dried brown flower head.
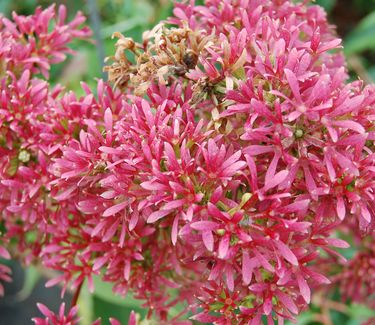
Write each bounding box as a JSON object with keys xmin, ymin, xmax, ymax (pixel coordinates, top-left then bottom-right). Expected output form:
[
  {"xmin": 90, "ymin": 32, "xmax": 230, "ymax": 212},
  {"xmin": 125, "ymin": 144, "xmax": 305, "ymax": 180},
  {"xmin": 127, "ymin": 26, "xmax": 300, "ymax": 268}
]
[{"xmin": 104, "ymin": 23, "xmax": 213, "ymax": 96}]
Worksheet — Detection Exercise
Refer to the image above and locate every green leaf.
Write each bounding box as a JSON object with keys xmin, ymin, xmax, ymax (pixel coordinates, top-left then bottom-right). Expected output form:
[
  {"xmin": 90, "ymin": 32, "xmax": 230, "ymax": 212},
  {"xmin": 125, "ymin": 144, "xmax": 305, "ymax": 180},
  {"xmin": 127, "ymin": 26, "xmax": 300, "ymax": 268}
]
[
  {"xmin": 347, "ymin": 303, "xmax": 375, "ymax": 320},
  {"xmin": 344, "ymin": 11, "xmax": 375, "ymax": 55},
  {"xmin": 78, "ymin": 282, "xmax": 94, "ymax": 325},
  {"xmin": 315, "ymin": 0, "xmax": 337, "ymax": 13},
  {"xmin": 285, "ymin": 310, "xmax": 316, "ymax": 325},
  {"xmin": 16, "ymin": 265, "xmax": 40, "ymax": 301},
  {"xmin": 94, "ymin": 296, "xmax": 142, "ymax": 325},
  {"xmin": 101, "ymin": 17, "xmax": 142, "ymax": 39},
  {"xmin": 93, "ymin": 275, "xmax": 143, "ymax": 309}
]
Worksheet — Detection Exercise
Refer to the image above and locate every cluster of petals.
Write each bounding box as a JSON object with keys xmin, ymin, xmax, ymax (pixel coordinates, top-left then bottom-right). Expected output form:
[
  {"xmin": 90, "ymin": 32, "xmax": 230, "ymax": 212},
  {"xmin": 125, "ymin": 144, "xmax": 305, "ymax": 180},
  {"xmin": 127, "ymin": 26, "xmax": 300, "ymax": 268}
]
[{"xmin": 0, "ymin": 1, "xmax": 374, "ymax": 325}]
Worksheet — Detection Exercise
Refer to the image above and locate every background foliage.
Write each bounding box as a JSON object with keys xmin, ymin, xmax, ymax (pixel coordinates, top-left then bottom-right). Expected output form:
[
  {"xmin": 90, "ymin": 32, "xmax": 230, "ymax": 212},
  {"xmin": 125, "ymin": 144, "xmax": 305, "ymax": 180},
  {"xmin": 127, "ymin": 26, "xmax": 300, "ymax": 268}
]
[{"xmin": 0, "ymin": 0, "xmax": 374, "ymax": 324}]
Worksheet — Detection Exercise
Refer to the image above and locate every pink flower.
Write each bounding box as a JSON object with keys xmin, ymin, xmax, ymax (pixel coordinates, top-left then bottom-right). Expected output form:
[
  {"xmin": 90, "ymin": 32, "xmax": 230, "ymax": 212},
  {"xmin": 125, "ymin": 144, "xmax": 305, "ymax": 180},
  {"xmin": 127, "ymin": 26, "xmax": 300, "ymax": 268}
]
[
  {"xmin": 0, "ymin": 0, "xmax": 374, "ymax": 324},
  {"xmin": 32, "ymin": 303, "xmax": 80, "ymax": 325}
]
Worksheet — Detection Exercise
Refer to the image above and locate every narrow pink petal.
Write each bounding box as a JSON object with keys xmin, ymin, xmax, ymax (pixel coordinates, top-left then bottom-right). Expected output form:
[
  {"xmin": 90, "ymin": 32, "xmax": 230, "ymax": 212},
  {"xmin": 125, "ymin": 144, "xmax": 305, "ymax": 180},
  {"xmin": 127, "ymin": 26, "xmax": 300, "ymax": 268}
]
[
  {"xmin": 244, "ymin": 145, "xmax": 274, "ymax": 155},
  {"xmin": 109, "ymin": 318, "xmax": 122, "ymax": 325},
  {"xmin": 327, "ymin": 126, "xmax": 338, "ymax": 143},
  {"xmin": 303, "ymin": 165, "xmax": 317, "ymax": 193},
  {"xmin": 242, "ymin": 250, "xmax": 253, "ymax": 285},
  {"xmin": 263, "ymin": 297, "xmax": 272, "ymax": 315},
  {"xmin": 171, "ymin": 215, "xmax": 179, "ymax": 245},
  {"xmin": 208, "ymin": 202, "xmax": 228, "ymax": 220},
  {"xmin": 218, "ymin": 234, "xmax": 230, "ymax": 259},
  {"xmin": 360, "ymin": 203, "xmax": 371, "ymax": 222},
  {"xmin": 274, "ymin": 240, "xmax": 298, "ymax": 266},
  {"xmin": 263, "ymin": 170, "xmax": 288, "ymax": 192},
  {"xmin": 127, "ymin": 311, "xmax": 136, "ymax": 325},
  {"xmin": 54, "ymin": 186, "xmax": 76, "ymax": 201},
  {"xmin": 225, "ymin": 265, "xmax": 234, "ymax": 291},
  {"xmin": 296, "ymin": 273, "xmax": 311, "ymax": 304},
  {"xmin": 162, "ymin": 199, "xmax": 185, "ymax": 210},
  {"xmin": 140, "ymin": 181, "xmax": 168, "ymax": 191},
  {"xmin": 164, "ymin": 142, "xmax": 179, "ymax": 170},
  {"xmin": 333, "ymin": 120, "xmax": 365, "ymax": 134},
  {"xmin": 305, "ymin": 269, "xmax": 331, "ymax": 284},
  {"xmin": 103, "ymin": 201, "xmax": 127, "ymax": 217},
  {"xmin": 202, "ymin": 231, "xmax": 214, "ymax": 251},
  {"xmin": 190, "ymin": 221, "xmax": 219, "ymax": 231},
  {"xmin": 336, "ymin": 197, "xmax": 346, "ymax": 220},
  {"xmin": 255, "ymin": 250, "xmax": 274, "ymax": 272},
  {"xmin": 0, "ymin": 247, "xmax": 10, "ymax": 259},
  {"xmin": 325, "ymin": 238, "xmax": 350, "ymax": 248},
  {"xmin": 103, "ymin": 219, "xmax": 120, "ymax": 242},
  {"xmin": 210, "ymin": 186, "xmax": 223, "ymax": 203},
  {"xmin": 324, "ymin": 151, "xmax": 336, "ymax": 182},
  {"xmin": 265, "ymin": 152, "xmax": 281, "ymax": 185},
  {"xmin": 275, "ymin": 289, "xmax": 298, "ymax": 314},
  {"xmin": 221, "ymin": 150, "xmax": 242, "ymax": 170},
  {"xmin": 317, "ymin": 38, "xmax": 342, "ymax": 53},
  {"xmin": 221, "ymin": 160, "xmax": 246, "ymax": 177},
  {"xmin": 124, "ymin": 260, "xmax": 131, "ymax": 281},
  {"xmin": 104, "ymin": 107, "xmax": 113, "ymax": 130},
  {"xmin": 37, "ymin": 303, "xmax": 54, "ymax": 318},
  {"xmin": 147, "ymin": 209, "xmax": 171, "ymax": 223},
  {"xmin": 284, "ymin": 68, "xmax": 302, "ymax": 102},
  {"xmin": 93, "ymin": 256, "xmax": 108, "ymax": 271},
  {"xmin": 129, "ymin": 212, "xmax": 139, "ymax": 231},
  {"xmin": 280, "ymin": 199, "xmax": 310, "ymax": 214}
]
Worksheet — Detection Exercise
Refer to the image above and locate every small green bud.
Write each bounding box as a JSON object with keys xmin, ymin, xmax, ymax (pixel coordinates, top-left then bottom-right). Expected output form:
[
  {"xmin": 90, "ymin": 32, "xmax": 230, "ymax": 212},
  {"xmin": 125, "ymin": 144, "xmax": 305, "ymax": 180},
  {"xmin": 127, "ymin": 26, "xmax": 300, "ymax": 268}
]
[
  {"xmin": 18, "ymin": 150, "xmax": 30, "ymax": 163},
  {"xmin": 294, "ymin": 128, "xmax": 304, "ymax": 138},
  {"xmin": 216, "ymin": 229, "xmax": 225, "ymax": 236}
]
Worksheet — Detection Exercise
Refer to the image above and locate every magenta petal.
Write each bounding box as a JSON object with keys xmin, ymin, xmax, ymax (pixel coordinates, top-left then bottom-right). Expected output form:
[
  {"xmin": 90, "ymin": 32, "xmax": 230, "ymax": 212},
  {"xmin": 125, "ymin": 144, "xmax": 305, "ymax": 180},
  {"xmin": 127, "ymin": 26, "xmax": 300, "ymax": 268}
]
[
  {"xmin": 218, "ymin": 234, "xmax": 230, "ymax": 259},
  {"xmin": 255, "ymin": 250, "xmax": 275, "ymax": 272},
  {"xmin": 0, "ymin": 247, "xmax": 10, "ymax": 260},
  {"xmin": 333, "ymin": 120, "xmax": 365, "ymax": 134},
  {"xmin": 225, "ymin": 265, "xmax": 234, "ymax": 291},
  {"xmin": 171, "ymin": 215, "xmax": 179, "ymax": 245},
  {"xmin": 54, "ymin": 185, "xmax": 76, "ymax": 201},
  {"xmin": 190, "ymin": 221, "xmax": 219, "ymax": 231},
  {"xmin": 263, "ymin": 297, "xmax": 272, "ymax": 315},
  {"xmin": 140, "ymin": 181, "xmax": 168, "ymax": 191},
  {"xmin": 147, "ymin": 209, "xmax": 171, "ymax": 223},
  {"xmin": 275, "ymin": 289, "xmax": 298, "ymax": 314},
  {"xmin": 263, "ymin": 170, "xmax": 288, "ymax": 192},
  {"xmin": 127, "ymin": 311, "xmax": 136, "ymax": 325},
  {"xmin": 242, "ymin": 250, "xmax": 253, "ymax": 285},
  {"xmin": 202, "ymin": 231, "xmax": 214, "ymax": 251},
  {"xmin": 284, "ymin": 68, "xmax": 302, "ymax": 102},
  {"xmin": 104, "ymin": 107, "xmax": 113, "ymax": 130},
  {"xmin": 275, "ymin": 240, "xmax": 298, "ymax": 266},
  {"xmin": 360, "ymin": 203, "xmax": 371, "ymax": 222},
  {"xmin": 37, "ymin": 303, "xmax": 54, "ymax": 318},
  {"xmin": 129, "ymin": 212, "xmax": 139, "ymax": 231},
  {"xmin": 296, "ymin": 273, "xmax": 311, "ymax": 304},
  {"xmin": 336, "ymin": 197, "xmax": 346, "ymax": 220},
  {"xmin": 103, "ymin": 201, "xmax": 128, "ymax": 217},
  {"xmin": 162, "ymin": 199, "xmax": 185, "ymax": 210},
  {"xmin": 325, "ymin": 238, "xmax": 350, "ymax": 248}
]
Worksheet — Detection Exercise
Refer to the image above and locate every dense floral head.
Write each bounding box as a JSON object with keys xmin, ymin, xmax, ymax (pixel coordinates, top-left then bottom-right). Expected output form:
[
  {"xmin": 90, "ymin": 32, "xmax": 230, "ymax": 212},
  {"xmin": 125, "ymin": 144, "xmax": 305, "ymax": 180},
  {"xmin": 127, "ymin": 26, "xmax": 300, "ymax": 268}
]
[{"xmin": 0, "ymin": 0, "xmax": 374, "ymax": 324}]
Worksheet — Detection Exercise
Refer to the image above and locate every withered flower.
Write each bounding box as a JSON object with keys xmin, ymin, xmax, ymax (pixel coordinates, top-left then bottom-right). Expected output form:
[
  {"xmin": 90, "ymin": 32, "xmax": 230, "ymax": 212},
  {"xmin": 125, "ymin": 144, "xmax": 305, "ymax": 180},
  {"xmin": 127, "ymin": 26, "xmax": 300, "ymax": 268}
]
[{"xmin": 104, "ymin": 22, "xmax": 213, "ymax": 95}]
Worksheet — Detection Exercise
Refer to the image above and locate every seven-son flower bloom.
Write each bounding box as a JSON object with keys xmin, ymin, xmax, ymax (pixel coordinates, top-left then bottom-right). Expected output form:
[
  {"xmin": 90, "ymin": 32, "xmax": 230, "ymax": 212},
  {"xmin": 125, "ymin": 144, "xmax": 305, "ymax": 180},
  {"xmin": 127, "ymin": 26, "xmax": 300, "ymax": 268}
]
[{"xmin": 1, "ymin": 0, "xmax": 375, "ymax": 324}]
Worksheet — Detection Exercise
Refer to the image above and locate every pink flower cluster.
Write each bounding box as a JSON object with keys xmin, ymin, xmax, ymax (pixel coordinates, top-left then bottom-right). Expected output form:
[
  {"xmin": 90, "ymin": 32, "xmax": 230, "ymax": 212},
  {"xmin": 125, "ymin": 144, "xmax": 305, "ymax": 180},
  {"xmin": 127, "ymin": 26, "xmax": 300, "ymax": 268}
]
[{"xmin": 0, "ymin": 1, "xmax": 374, "ymax": 324}]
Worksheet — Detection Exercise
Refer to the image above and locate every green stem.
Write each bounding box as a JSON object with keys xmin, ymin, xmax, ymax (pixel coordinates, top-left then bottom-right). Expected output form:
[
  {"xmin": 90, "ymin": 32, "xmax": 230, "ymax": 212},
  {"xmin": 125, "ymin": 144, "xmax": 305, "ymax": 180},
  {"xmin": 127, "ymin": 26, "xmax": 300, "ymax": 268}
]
[{"xmin": 71, "ymin": 280, "xmax": 84, "ymax": 308}]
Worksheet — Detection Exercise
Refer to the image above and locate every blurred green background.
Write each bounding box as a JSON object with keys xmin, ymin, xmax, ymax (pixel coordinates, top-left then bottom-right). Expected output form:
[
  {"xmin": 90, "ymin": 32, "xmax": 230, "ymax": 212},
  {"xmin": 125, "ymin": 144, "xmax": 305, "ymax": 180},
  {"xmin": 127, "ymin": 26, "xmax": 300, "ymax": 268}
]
[{"xmin": 0, "ymin": 0, "xmax": 375, "ymax": 324}]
